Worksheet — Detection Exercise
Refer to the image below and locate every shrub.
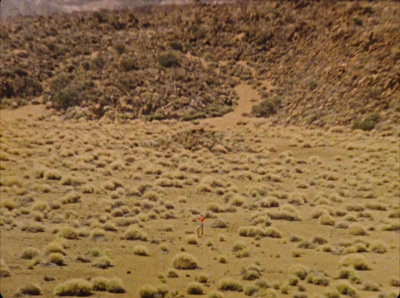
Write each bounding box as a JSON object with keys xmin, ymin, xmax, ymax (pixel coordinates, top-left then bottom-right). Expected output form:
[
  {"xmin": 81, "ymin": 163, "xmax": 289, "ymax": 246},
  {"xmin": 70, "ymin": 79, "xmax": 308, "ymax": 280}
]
[
  {"xmin": 0, "ymin": 259, "xmax": 10, "ymax": 277},
  {"xmin": 18, "ymin": 284, "xmax": 41, "ymax": 296},
  {"xmin": 241, "ymin": 266, "xmax": 261, "ymax": 280},
  {"xmin": 187, "ymin": 282, "xmax": 204, "ymax": 295},
  {"xmin": 323, "ymin": 289, "xmax": 341, "ymax": 298},
  {"xmin": 93, "ymin": 256, "xmax": 112, "ymax": 269},
  {"xmin": 370, "ymin": 241, "xmax": 387, "ymax": 254},
  {"xmin": 362, "ymin": 281, "xmax": 380, "ymax": 291},
  {"xmin": 21, "ymin": 247, "xmax": 40, "ymax": 260},
  {"xmin": 48, "ymin": 253, "xmax": 65, "ymax": 266},
  {"xmin": 390, "ymin": 277, "xmax": 400, "ymax": 287},
  {"xmin": 196, "ymin": 273, "xmax": 209, "ymax": 283},
  {"xmin": 336, "ymin": 268, "xmax": 361, "ymax": 284},
  {"xmin": 107, "ymin": 277, "xmax": 126, "ymax": 293},
  {"xmin": 280, "ymin": 282, "xmax": 289, "ymax": 294},
  {"xmin": 319, "ymin": 213, "xmax": 336, "ymax": 226},
  {"xmin": 252, "ymin": 99, "xmax": 277, "ymax": 117},
  {"xmin": 125, "ymin": 226, "xmax": 148, "ymax": 241},
  {"xmin": 239, "ymin": 226, "xmax": 265, "ymax": 238},
  {"xmin": 218, "ymin": 255, "xmax": 227, "ymax": 264},
  {"xmin": 186, "ymin": 235, "xmax": 198, "ymax": 245},
  {"xmin": 45, "ymin": 242, "xmax": 66, "ymax": 255},
  {"xmin": 217, "ymin": 278, "xmax": 243, "ymax": 292},
  {"xmin": 114, "ymin": 43, "xmax": 126, "ymax": 54},
  {"xmin": 335, "ymin": 281, "xmax": 357, "ymax": 297},
  {"xmin": 265, "ymin": 227, "xmax": 282, "ymax": 238},
  {"xmin": 134, "ymin": 245, "xmax": 149, "ymax": 256},
  {"xmin": 244, "ymin": 285, "xmax": 259, "ymax": 296},
  {"xmin": 288, "ymin": 275, "xmax": 299, "ymax": 286},
  {"xmin": 159, "ymin": 53, "xmax": 180, "ymax": 68},
  {"xmin": 306, "ymin": 271, "xmax": 330, "ymax": 286},
  {"xmin": 139, "ymin": 285, "xmax": 157, "ymax": 298},
  {"xmin": 172, "ymin": 253, "xmax": 198, "ymax": 270},
  {"xmin": 348, "ymin": 223, "xmax": 367, "ymax": 236},
  {"xmin": 170, "ymin": 41, "xmax": 184, "ymax": 51},
  {"xmin": 167, "ymin": 269, "xmax": 179, "ymax": 278},
  {"xmin": 232, "ymin": 242, "xmax": 246, "ymax": 252},
  {"xmin": 90, "ymin": 228, "xmax": 106, "ymax": 240},
  {"xmin": 212, "ymin": 219, "xmax": 228, "ymax": 229},
  {"xmin": 352, "ymin": 114, "xmax": 379, "ymax": 131},
  {"xmin": 339, "ymin": 254, "xmax": 370, "ymax": 270},
  {"xmin": 54, "ymin": 279, "xmax": 92, "ymax": 296},
  {"xmin": 120, "ymin": 56, "xmax": 138, "ymax": 71},
  {"xmin": 21, "ymin": 222, "xmax": 45, "ymax": 233},
  {"xmin": 52, "ymin": 87, "xmax": 80, "ymax": 110},
  {"xmin": 59, "ymin": 227, "xmax": 79, "ymax": 239},
  {"xmin": 290, "ymin": 264, "xmax": 309, "ymax": 280},
  {"xmin": 61, "ymin": 192, "xmax": 81, "ymax": 204},
  {"xmin": 92, "ymin": 277, "xmax": 108, "ymax": 291},
  {"xmin": 44, "ymin": 170, "xmax": 62, "ymax": 180}
]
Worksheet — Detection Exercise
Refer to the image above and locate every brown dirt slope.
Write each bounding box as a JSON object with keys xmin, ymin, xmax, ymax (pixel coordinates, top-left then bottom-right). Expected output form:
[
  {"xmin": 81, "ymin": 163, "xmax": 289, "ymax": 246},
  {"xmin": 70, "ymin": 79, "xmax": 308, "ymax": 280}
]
[{"xmin": 0, "ymin": 1, "xmax": 399, "ymax": 132}]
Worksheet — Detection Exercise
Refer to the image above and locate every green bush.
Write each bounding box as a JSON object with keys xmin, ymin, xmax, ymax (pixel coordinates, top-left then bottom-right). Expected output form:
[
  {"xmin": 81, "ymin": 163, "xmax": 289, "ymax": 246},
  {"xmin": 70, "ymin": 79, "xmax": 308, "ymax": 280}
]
[
  {"xmin": 159, "ymin": 53, "xmax": 180, "ymax": 68},
  {"xmin": 252, "ymin": 99, "xmax": 277, "ymax": 117},
  {"xmin": 352, "ymin": 114, "xmax": 379, "ymax": 131},
  {"xmin": 52, "ymin": 87, "xmax": 80, "ymax": 110},
  {"xmin": 50, "ymin": 73, "xmax": 70, "ymax": 92}
]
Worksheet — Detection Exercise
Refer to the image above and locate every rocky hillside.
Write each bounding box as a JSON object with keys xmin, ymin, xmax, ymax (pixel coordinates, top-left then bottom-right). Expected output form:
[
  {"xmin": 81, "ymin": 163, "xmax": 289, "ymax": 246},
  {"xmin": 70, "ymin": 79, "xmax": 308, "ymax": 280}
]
[{"xmin": 1, "ymin": 1, "xmax": 399, "ymax": 131}]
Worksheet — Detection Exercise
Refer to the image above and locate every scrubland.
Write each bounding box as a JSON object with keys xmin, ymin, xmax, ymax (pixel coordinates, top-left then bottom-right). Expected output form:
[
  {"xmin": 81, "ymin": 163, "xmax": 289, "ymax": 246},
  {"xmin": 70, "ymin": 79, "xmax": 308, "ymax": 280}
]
[
  {"xmin": 1, "ymin": 1, "xmax": 399, "ymax": 297},
  {"xmin": 0, "ymin": 102, "xmax": 399, "ymax": 297}
]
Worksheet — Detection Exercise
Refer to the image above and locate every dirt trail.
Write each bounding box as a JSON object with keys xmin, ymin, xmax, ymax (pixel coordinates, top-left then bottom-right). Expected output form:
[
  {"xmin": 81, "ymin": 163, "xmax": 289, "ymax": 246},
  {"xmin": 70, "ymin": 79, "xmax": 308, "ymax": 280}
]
[{"xmin": 200, "ymin": 83, "xmax": 261, "ymax": 128}]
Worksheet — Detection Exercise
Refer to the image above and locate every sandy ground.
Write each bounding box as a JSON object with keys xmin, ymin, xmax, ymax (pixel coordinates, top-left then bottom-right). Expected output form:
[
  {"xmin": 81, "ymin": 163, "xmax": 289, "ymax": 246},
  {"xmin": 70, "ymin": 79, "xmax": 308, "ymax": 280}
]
[{"xmin": 0, "ymin": 85, "xmax": 399, "ymax": 297}]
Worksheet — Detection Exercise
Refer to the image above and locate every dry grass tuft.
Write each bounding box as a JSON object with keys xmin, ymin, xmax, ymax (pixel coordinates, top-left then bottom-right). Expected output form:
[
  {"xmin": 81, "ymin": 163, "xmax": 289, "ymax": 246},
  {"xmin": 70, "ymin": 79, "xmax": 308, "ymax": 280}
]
[
  {"xmin": 348, "ymin": 223, "xmax": 368, "ymax": 236},
  {"xmin": 61, "ymin": 192, "xmax": 81, "ymax": 204},
  {"xmin": 54, "ymin": 279, "xmax": 92, "ymax": 296},
  {"xmin": 187, "ymin": 282, "xmax": 205, "ymax": 295},
  {"xmin": 335, "ymin": 281, "xmax": 358, "ymax": 297},
  {"xmin": 290, "ymin": 264, "xmax": 309, "ymax": 280},
  {"xmin": 133, "ymin": 245, "xmax": 149, "ymax": 256},
  {"xmin": 48, "ymin": 252, "xmax": 65, "ymax": 266},
  {"xmin": 124, "ymin": 226, "xmax": 148, "ymax": 241},
  {"xmin": 0, "ymin": 259, "xmax": 11, "ymax": 277},
  {"xmin": 339, "ymin": 254, "xmax": 370, "ymax": 270},
  {"xmin": 186, "ymin": 235, "xmax": 198, "ymax": 245},
  {"xmin": 18, "ymin": 284, "xmax": 41, "ymax": 296},
  {"xmin": 217, "ymin": 278, "xmax": 243, "ymax": 292},
  {"xmin": 58, "ymin": 226, "xmax": 79, "ymax": 239},
  {"xmin": 172, "ymin": 253, "xmax": 198, "ymax": 270},
  {"xmin": 21, "ymin": 247, "xmax": 40, "ymax": 260}
]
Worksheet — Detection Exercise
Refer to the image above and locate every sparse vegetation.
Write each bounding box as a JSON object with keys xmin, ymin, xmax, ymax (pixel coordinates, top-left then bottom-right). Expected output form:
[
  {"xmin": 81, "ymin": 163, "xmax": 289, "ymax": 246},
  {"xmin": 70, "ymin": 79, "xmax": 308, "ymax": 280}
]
[{"xmin": 0, "ymin": 4, "xmax": 399, "ymax": 295}]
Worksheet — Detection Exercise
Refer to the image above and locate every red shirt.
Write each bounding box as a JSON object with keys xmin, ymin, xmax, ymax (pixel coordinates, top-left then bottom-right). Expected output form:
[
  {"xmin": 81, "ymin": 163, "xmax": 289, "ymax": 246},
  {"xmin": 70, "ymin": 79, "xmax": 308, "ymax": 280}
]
[{"xmin": 197, "ymin": 217, "xmax": 205, "ymax": 223}]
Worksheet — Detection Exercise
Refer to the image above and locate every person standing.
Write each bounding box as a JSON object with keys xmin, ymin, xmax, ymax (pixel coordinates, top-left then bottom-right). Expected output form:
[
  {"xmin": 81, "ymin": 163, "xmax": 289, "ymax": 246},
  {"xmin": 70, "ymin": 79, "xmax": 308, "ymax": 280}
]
[{"xmin": 196, "ymin": 216, "xmax": 205, "ymax": 237}]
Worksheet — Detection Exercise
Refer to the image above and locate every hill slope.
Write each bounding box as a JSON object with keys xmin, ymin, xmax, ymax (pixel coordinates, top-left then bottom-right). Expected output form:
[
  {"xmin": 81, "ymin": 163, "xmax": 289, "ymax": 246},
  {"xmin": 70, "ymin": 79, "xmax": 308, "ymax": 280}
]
[{"xmin": 0, "ymin": 1, "xmax": 399, "ymax": 131}]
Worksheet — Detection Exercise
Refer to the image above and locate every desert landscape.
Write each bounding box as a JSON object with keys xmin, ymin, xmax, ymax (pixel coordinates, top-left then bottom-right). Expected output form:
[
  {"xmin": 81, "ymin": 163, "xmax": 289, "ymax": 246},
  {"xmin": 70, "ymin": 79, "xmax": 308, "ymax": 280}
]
[{"xmin": 0, "ymin": 1, "xmax": 399, "ymax": 297}]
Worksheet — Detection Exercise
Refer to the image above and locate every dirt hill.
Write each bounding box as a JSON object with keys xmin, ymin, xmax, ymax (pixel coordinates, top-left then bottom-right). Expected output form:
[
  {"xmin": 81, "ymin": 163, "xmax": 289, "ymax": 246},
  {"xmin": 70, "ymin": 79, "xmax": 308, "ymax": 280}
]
[{"xmin": 0, "ymin": 1, "xmax": 399, "ymax": 132}]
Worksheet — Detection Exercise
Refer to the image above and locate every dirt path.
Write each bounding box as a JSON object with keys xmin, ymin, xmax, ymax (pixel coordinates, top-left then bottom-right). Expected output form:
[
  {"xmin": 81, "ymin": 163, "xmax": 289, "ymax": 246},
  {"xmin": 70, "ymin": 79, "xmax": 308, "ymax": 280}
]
[{"xmin": 200, "ymin": 83, "xmax": 262, "ymax": 128}]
